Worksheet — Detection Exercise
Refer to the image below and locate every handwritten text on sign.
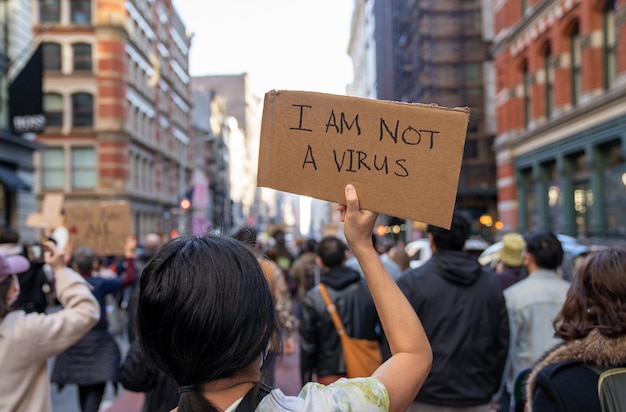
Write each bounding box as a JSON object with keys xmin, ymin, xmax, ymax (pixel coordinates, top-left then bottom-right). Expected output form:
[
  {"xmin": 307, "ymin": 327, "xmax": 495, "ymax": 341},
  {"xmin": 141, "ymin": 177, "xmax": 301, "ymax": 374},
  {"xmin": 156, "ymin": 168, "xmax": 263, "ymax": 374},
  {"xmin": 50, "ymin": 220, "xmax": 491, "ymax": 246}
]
[
  {"xmin": 65, "ymin": 202, "xmax": 131, "ymax": 256},
  {"xmin": 257, "ymin": 90, "xmax": 469, "ymax": 228},
  {"xmin": 291, "ymin": 104, "xmax": 441, "ymax": 177}
]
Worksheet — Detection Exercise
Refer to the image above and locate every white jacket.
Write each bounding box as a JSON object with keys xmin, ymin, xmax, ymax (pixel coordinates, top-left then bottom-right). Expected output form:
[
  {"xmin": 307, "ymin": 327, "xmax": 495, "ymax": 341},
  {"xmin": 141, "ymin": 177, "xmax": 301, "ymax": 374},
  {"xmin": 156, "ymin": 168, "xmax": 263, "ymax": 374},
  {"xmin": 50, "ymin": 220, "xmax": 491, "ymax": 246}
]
[{"xmin": 0, "ymin": 267, "xmax": 100, "ymax": 412}]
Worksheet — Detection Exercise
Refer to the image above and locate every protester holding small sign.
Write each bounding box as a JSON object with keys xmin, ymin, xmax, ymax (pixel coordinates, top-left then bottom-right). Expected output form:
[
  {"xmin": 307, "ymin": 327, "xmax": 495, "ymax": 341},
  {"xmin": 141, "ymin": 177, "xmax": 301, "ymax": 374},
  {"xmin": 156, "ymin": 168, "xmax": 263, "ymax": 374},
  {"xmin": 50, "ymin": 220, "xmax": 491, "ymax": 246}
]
[
  {"xmin": 137, "ymin": 185, "xmax": 432, "ymax": 412},
  {"xmin": 0, "ymin": 241, "xmax": 99, "ymax": 412},
  {"xmin": 51, "ymin": 236, "xmax": 137, "ymax": 412}
]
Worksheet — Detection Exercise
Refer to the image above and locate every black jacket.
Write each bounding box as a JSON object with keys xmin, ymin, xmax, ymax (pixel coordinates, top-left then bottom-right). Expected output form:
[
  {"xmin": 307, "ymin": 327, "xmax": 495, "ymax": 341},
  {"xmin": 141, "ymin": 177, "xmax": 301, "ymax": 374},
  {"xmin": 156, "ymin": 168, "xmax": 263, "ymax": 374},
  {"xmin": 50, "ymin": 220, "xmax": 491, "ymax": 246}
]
[
  {"xmin": 299, "ymin": 266, "xmax": 380, "ymax": 384},
  {"xmin": 525, "ymin": 330, "xmax": 626, "ymax": 412},
  {"xmin": 397, "ymin": 249, "xmax": 509, "ymax": 407},
  {"xmin": 119, "ymin": 339, "xmax": 179, "ymax": 412}
]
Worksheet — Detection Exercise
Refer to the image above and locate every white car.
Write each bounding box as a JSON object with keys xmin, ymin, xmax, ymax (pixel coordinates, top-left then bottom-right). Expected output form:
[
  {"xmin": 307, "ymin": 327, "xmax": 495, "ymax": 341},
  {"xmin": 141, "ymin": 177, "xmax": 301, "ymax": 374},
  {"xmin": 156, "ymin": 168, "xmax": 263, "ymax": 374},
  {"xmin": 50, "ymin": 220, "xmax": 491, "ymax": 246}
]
[
  {"xmin": 405, "ymin": 239, "xmax": 432, "ymax": 269},
  {"xmin": 405, "ymin": 238, "xmax": 490, "ymax": 269}
]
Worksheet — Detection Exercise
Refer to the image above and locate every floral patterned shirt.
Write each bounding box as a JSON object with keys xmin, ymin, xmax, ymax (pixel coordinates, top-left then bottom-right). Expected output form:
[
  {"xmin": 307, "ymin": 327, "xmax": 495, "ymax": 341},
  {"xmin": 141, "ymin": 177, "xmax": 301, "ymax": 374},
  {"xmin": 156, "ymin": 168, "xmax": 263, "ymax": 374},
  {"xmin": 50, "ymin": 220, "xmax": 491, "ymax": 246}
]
[{"xmin": 253, "ymin": 377, "xmax": 389, "ymax": 411}]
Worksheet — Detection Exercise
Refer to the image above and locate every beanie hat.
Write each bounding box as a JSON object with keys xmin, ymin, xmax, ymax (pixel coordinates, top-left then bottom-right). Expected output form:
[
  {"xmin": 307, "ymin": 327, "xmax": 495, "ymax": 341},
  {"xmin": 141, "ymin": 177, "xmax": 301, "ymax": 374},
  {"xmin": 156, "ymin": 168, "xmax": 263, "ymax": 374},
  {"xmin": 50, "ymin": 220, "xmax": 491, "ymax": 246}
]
[
  {"xmin": 0, "ymin": 252, "xmax": 30, "ymax": 283},
  {"xmin": 498, "ymin": 233, "xmax": 525, "ymax": 267}
]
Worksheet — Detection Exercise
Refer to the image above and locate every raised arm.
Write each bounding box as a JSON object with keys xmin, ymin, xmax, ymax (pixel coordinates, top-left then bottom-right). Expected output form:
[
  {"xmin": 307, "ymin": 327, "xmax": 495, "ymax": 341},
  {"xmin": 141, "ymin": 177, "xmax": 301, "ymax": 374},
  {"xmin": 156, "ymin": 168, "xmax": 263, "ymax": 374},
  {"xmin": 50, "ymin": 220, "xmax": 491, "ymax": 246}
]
[{"xmin": 339, "ymin": 184, "xmax": 432, "ymax": 412}]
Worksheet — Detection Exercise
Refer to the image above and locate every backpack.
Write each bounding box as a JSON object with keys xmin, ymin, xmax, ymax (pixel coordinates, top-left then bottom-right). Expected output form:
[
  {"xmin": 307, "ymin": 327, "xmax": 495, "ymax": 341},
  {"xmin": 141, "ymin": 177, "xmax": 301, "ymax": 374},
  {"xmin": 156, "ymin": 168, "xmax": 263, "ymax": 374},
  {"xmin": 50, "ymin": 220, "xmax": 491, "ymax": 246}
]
[{"xmin": 586, "ymin": 364, "xmax": 626, "ymax": 412}]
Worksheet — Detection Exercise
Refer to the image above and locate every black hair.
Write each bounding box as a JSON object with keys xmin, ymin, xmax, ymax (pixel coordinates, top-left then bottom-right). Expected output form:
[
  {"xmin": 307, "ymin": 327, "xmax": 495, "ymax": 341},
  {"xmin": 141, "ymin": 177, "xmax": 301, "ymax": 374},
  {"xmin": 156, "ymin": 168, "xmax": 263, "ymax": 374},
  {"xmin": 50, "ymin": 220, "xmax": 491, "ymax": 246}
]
[
  {"xmin": 524, "ymin": 232, "xmax": 563, "ymax": 270},
  {"xmin": 231, "ymin": 226, "xmax": 259, "ymax": 248},
  {"xmin": 427, "ymin": 211, "xmax": 471, "ymax": 251},
  {"xmin": 137, "ymin": 235, "xmax": 280, "ymax": 412},
  {"xmin": 0, "ymin": 276, "xmax": 13, "ymax": 319},
  {"xmin": 317, "ymin": 236, "xmax": 347, "ymax": 268}
]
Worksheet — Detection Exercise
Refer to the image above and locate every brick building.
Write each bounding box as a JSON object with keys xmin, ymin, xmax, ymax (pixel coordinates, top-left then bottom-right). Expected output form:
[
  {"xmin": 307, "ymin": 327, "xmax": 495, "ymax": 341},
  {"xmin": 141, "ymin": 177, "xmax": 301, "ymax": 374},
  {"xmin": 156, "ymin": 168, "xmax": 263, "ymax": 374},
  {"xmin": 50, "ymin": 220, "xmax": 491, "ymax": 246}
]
[
  {"xmin": 32, "ymin": 0, "xmax": 193, "ymax": 238},
  {"xmin": 492, "ymin": 0, "xmax": 626, "ymax": 237}
]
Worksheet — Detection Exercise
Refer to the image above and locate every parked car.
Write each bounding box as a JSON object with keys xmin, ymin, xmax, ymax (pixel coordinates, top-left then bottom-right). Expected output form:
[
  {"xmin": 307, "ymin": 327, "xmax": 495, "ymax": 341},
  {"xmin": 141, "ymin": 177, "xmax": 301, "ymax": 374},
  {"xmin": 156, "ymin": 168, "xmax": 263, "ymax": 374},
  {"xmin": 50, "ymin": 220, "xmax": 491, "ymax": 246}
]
[{"xmin": 405, "ymin": 239, "xmax": 431, "ymax": 269}]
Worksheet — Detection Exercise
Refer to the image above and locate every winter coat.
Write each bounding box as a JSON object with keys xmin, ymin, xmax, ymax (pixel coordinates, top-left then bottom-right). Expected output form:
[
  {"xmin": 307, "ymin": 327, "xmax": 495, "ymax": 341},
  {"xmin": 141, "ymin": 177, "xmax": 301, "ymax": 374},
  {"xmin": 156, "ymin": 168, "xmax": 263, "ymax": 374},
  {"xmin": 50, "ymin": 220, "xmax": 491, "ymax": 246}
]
[
  {"xmin": 51, "ymin": 276, "xmax": 126, "ymax": 387},
  {"xmin": 119, "ymin": 339, "xmax": 179, "ymax": 412},
  {"xmin": 299, "ymin": 266, "xmax": 380, "ymax": 384},
  {"xmin": 525, "ymin": 329, "xmax": 626, "ymax": 412},
  {"xmin": 0, "ymin": 268, "xmax": 99, "ymax": 412},
  {"xmin": 397, "ymin": 249, "xmax": 510, "ymax": 407}
]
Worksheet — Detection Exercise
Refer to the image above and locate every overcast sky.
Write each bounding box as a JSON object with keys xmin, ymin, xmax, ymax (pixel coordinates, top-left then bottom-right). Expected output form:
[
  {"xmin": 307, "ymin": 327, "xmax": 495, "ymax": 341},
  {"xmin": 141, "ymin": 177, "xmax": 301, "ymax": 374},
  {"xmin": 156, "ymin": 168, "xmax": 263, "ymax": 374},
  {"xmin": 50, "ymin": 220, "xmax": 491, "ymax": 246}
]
[{"xmin": 173, "ymin": 0, "xmax": 355, "ymax": 98}]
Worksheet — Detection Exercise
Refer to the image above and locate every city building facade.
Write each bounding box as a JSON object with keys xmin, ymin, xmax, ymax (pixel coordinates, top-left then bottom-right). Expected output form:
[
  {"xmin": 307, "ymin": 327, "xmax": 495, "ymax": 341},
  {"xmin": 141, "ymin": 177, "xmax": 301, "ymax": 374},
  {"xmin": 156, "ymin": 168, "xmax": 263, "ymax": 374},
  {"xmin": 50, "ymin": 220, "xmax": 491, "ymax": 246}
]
[
  {"xmin": 31, "ymin": 0, "xmax": 193, "ymax": 239},
  {"xmin": 348, "ymin": 0, "xmax": 498, "ymax": 238},
  {"xmin": 0, "ymin": 0, "xmax": 41, "ymax": 241},
  {"xmin": 492, "ymin": 0, "xmax": 626, "ymax": 237}
]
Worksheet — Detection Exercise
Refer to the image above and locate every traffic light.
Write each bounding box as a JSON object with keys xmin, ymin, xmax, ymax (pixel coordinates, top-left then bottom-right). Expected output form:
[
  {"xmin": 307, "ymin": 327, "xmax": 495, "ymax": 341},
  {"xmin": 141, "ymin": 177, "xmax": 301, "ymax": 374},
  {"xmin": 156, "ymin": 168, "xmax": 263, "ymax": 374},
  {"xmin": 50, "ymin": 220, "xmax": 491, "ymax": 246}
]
[{"xmin": 180, "ymin": 198, "xmax": 191, "ymax": 210}]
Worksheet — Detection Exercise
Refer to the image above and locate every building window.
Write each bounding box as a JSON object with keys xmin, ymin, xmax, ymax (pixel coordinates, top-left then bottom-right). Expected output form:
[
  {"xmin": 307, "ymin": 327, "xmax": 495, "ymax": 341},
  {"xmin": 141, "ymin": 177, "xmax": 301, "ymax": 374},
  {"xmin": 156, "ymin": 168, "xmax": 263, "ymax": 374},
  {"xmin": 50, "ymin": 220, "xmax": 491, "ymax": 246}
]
[
  {"xmin": 72, "ymin": 43, "xmax": 92, "ymax": 71},
  {"xmin": 42, "ymin": 147, "xmax": 65, "ymax": 189},
  {"xmin": 40, "ymin": 0, "xmax": 60, "ymax": 22},
  {"xmin": 603, "ymin": 2, "xmax": 617, "ymax": 90},
  {"xmin": 522, "ymin": 61, "xmax": 531, "ymax": 128},
  {"xmin": 71, "ymin": 0, "xmax": 92, "ymax": 23},
  {"xmin": 43, "ymin": 93, "xmax": 63, "ymax": 127},
  {"xmin": 544, "ymin": 44, "xmax": 553, "ymax": 119},
  {"xmin": 71, "ymin": 147, "xmax": 96, "ymax": 189},
  {"xmin": 570, "ymin": 24, "xmax": 582, "ymax": 106},
  {"xmin": 42, "ymin": 42, "xmax": 61, "ymax": 71},
  {"xmin": 72, "ymin": 93, "xmax": 94, "ymax": 127}
]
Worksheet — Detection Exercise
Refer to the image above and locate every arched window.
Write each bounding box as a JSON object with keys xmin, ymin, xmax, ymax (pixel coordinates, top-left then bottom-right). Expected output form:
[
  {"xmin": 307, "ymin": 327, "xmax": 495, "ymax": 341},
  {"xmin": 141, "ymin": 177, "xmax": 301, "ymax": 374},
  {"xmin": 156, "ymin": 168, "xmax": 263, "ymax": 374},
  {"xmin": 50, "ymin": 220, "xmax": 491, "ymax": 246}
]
[
  {"xmin": 40, "ymin": 0, "xmax": 60, "ymax": 22},
  {"xmin": 42, "ymin": 42, "xmax": 61, "ymax": 71},
  {"xmin": 603, "ymin": 1, "xmax": 617, "ymax": 89},
  {"xmin": 570, "ymin": 23, "xmax": 582, "ymax": 106},
  {"xmin": 543, "ymin": 44, "xmax": 553, "ymax": 119},
  {"xmin": 71, "ymin": 0, "xmax": 92, "ymax": 23},
  {"xmin": 43, "ymin": 93, "xmax": 63, "ymax": 127},
  {"xmin": 72, "ymin": 43, "xmax": 92, "ymax": 71},
  {"xmin": 72, "ymin": 93, "xmax": 94, "ymax": 127}
]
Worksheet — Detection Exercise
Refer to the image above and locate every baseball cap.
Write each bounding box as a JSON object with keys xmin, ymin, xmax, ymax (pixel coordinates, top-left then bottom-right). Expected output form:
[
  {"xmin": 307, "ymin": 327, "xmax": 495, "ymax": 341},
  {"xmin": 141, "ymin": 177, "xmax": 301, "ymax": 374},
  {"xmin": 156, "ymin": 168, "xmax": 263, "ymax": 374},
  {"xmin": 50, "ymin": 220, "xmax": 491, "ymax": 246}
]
[{"xmin": 0, "ymin": 253, "xmax": 30, "ymax": 283}]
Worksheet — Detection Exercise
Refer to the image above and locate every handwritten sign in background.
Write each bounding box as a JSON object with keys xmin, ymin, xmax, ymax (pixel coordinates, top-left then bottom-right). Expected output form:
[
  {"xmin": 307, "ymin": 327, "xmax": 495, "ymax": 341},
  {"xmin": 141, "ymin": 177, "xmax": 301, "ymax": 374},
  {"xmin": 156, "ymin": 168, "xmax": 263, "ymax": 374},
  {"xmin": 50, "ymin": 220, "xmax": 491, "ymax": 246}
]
[
  {"xmin": 65, "ymin": 202, "xmax": 131, "ymax": 256},
  {"xmin": 257, "ymin": 90, "xmax": 470, "ymax": 229}
]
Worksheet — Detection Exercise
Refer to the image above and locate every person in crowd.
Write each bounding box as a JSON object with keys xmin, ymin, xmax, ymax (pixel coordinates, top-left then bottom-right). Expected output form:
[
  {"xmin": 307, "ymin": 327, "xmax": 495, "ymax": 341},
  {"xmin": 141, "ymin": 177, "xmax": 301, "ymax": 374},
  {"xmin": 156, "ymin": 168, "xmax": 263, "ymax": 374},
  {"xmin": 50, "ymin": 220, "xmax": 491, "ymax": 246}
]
[
  {"xmin": 346, "ymin": 234, "xmax": 403, "ymax": 281},
  {"xmin": 265, "ymin": 228, "xmax": 295, "ymax": 272},
  {"xmin": 137, "ymin": 184, "xmax": 432, "ymax": 412},
  {"xmin": 396, "ymin": 211, "xmax": 509, "ymax": 411},
  {"xmin": 299, "ymin": 235, "xmax": 381, "ymax": 385},
  {"xmin": 0, "ymin": 241, "xmax": 99, "ymax": 412},
  {"xmin": 388, "ymin": 244, "xmax": 411, "ymax": 272},
  {"xmin": 232, "ymin": 226, "xmax": 297, "ymax": 384},
  {"xmin": 0, "ymin": 225, "xmax": 52, "ymax": 313},
  {"xmin": 51, "ymin": 237, "xmax": 137, "ymax": 412},
  {"xmin": 503, "ymin": 232, "xmax": 570, "ymax": 411},
  {"xmin": 290, "ymin": 237, "xmax": 319, "ymax": 304},
  {"xmin": 119, "ymin": 338, "xmax": 179, "ymax": 412},
  {"xmin": 494, "ymin": 233, "xmax": 527, "ymax": 291},
  {"xmin": 523, "ymin": 248, "xmax": 626, "ymax": 411}
]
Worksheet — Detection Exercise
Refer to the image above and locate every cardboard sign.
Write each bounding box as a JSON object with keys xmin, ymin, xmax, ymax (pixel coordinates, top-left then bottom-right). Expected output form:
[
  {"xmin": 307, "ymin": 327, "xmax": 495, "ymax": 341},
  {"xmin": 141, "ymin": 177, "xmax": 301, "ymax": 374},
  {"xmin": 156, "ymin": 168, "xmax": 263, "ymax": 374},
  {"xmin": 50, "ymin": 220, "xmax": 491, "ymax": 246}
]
[
  {"xmin": 64, "ymin": 202, "xmax": 132, "ymax": 256},
  {"xmin": 257, "ymin": 90, "xmax": 469, "ymax": 229},
  {"xmin": 26, "ymin": 193, "xmax": 64, "ymax": 229}
]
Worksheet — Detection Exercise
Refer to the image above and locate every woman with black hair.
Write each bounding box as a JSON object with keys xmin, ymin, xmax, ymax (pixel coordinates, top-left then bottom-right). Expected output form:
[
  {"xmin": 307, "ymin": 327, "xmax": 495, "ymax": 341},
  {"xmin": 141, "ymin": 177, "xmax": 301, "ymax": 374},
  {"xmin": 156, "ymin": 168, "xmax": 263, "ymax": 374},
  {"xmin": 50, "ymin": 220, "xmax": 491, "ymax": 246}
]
[
  {"xmin": 137, "ymin": 184, "xmax": 432, "ymax": 412},
  {"xmin": 524, "ymin": 248, "xmax": 626, "ymax": 411}
]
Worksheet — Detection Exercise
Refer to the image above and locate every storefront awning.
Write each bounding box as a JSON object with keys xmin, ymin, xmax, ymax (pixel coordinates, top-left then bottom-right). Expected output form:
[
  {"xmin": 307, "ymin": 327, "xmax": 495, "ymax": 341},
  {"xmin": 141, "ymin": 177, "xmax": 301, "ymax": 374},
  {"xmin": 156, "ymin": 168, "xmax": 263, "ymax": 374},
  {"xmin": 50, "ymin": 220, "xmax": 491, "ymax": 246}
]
[{"xmin": 0, "ymin": 166, "xmax": 31, "ymax": 191}]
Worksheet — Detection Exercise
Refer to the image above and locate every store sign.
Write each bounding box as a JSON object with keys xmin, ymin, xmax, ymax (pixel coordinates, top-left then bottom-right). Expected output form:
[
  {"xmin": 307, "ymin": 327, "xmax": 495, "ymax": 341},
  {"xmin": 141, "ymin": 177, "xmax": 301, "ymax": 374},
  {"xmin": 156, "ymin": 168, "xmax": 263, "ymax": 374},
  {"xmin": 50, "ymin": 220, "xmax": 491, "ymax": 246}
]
[{"xmin": 9, "ymin": 44, "xmax": 45, "ymax": 134}]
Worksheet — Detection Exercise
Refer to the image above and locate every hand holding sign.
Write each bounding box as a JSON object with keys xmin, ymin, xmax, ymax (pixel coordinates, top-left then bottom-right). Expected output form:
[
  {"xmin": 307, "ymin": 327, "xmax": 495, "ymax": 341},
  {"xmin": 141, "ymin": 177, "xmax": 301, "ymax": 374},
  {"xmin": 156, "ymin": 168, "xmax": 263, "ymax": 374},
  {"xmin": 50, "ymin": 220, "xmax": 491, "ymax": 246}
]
[{"xmin": 257, "ymin": 90, "xmax": 469, "ymax": 229}]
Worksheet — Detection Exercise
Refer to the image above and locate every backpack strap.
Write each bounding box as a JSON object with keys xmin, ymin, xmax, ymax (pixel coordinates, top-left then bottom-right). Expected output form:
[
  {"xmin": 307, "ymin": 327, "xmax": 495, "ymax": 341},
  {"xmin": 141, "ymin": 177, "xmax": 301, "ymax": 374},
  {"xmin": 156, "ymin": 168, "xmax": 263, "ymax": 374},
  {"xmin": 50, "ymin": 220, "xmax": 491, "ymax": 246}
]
[{"xmin": 235, "ymin": 382, "xmax": 273, "ymax": 412}]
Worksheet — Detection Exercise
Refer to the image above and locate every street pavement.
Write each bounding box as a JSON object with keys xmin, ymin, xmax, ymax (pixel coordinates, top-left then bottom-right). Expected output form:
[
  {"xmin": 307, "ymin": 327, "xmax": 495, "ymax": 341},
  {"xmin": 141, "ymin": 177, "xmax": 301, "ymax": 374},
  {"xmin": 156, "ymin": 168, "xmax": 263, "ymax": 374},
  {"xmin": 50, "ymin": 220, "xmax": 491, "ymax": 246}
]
[{"xmin": 51, "ymin": 338, "xmax": 302, "ymax": 412}]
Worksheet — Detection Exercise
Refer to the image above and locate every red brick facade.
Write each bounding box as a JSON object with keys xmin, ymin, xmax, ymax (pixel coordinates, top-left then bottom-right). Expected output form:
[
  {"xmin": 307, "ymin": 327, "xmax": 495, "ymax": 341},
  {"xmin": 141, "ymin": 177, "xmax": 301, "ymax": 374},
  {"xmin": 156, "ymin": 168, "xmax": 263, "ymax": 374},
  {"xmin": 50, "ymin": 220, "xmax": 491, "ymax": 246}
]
[{"xmin": 492, "ymin": 0, "xmax": 626, "ymax": 231}]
